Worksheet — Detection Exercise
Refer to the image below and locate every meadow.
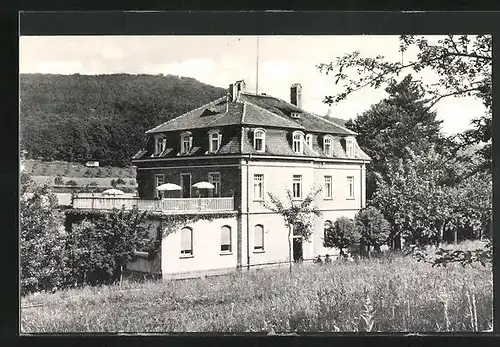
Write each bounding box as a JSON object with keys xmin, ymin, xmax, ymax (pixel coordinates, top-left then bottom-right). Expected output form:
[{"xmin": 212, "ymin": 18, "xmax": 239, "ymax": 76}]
[{"xmin": 21, "ymin": 241, "xmax": 492, "ymax": 333}]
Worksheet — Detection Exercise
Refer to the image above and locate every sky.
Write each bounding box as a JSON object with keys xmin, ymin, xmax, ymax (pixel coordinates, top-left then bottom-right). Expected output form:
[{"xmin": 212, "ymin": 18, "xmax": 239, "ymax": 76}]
[{"xmin": 20, "ymin": 35, "xmax": 488, "ymax": 135}]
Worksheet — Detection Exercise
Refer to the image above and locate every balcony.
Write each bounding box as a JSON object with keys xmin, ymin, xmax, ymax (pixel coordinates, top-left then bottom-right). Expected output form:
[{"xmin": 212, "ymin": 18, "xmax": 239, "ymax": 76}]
[{"xmin": 72, "ymin": 195, "xmax": 235, "ymax": 213}]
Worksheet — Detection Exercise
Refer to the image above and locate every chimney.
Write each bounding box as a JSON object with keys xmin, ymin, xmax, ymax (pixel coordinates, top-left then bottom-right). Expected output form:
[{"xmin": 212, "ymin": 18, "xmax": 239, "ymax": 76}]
[
  {"xmin": 228, "ymin": 80, "xmax": 246, "ymax": 101},
  {"xmin": 290, "ymin": 83, "xmax": 302, "ymax": 108},
  {"xmin": 325, "ymin": 106, "xmax": 332, "ymax": 118}
]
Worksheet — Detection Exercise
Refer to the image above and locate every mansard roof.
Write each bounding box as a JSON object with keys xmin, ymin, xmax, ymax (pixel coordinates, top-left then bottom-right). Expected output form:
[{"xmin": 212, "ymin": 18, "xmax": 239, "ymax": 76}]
[{"xmin": 146, "ymin": 93, "xmax": 355, "ymax": 136}]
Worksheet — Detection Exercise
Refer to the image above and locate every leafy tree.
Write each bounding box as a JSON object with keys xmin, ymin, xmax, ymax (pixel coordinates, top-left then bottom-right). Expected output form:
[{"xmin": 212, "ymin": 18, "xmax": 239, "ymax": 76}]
[
  {"xmin": 20, "ymin": 173, "xmax": 67, "ymax": 295},
  {"xmin": 263, "ymin": 188, "xmax": 322, "ymax": 273},
  {"xmin": 354, "ymin": 206, "xmax": 390, "ymax": 256},
  {"xmin": 65, "ymin": 207, "xmax": 153, "ymax": 286},
  {"xmin": 324, "ymin": 217, "xmax": 360, "ymax": 258},
  {"xmin": 372, "ymin": 147, "xmax": 491, "ymax": 249},
  {"xmin": 318, "ymin": 34, "xmax": 491, "ymax": 175},
  {"xmin": 344, "ymin": 75, "xmax": 446, "ymax": 198},
  {"xmin": 66, "ymin": 180, "xmax": 78, "ymax": 187},
  {"xmin": 54, "ymin": 175, "xmax": 63, "ymax": 185}
]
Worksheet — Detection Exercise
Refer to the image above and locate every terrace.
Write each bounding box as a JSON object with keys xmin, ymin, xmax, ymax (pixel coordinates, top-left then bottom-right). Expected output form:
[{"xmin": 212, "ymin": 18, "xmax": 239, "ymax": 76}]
[{"xmin": 72, "ymin": 194, "xmax": 235, "ymax": 213}]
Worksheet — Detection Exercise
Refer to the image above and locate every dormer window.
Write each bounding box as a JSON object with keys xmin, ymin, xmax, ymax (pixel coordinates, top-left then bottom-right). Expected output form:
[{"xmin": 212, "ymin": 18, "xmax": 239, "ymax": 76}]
[
  {"xmin": 305, "ymin": 134, "xmax": 313, "ymax": 150},
  {"xmin": 180, "ymin": 132, "xmax": 193, "ymax": 154},
  {"xmin": 346, "ymin": 137, "xmax": 355, "ymax": 158},
  {"xmin": 208, "ymin": 130, "xmax": 222, "ymax": 153},
  {"xmin": 292, "ymin": 131, "xmax": 304, "ymax": 154},
  {"xmin": 254, "ymin": 129, "xmax": 266, "ymax": 153},
  {"xmin": 323, "ymin": 135, "xmax": 334, "ymax": 157},
  {"xmin": 154, "ymin": 135, "xmax": 167, "ymax": 156}
]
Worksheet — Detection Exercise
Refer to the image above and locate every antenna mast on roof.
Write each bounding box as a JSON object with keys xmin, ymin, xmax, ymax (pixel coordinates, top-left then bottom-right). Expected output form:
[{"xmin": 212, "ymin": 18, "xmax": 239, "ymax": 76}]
[{"xmin": 256, "ymin": 36, "xmax": 259, "ymax": 95}]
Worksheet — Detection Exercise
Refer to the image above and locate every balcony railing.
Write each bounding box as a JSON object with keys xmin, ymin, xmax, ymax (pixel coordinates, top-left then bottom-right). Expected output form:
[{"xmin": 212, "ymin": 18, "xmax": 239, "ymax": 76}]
[{"xmin": 72, "ymin": 196, "xmax": 234, "ymax": 212}]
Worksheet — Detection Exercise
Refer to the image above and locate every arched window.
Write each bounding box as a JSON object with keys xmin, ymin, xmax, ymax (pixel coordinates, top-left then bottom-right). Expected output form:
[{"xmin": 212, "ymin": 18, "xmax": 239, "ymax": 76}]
[
  {"xmin": 254, "ymin": 129, "xmax": 266, "ymax": 152},
  {"xmin": 305, "ymin": 134, "xmax": 313, "ymax": 150},
  {"xmin": 292, "ymin": 131, "xmax": 304, "ymax": 154},
  {"xmin": 154, "ymin": 135, "xmax": 167, "ymax": 156},
  {"xmin": 208, "ymin": 130, "xmax": 222, "ymax": 153},
  {"xmin": 254, "ymin": 224, "xmax": 264, "ymax": 251},
  {"xmin": 221, "ymin": 225, "xmax": 232, "ymax": 252},
  {"xmin": 324, "ymin": 220, "xmax": 333, "ymax": 240},
  {"xmin": 346, "ymin": 137, "xmax": 355, "ymax": 158},
  {"xmin": 180, "ymin": 227, "xmax": 193, "ymax": 256},
  {"xmin": 323, "ymin": 135, "xmax": 334, "ymax": 157},
  {"xmin": 180, "ymin": 132, "xmax": 193, "ymax": 154}
]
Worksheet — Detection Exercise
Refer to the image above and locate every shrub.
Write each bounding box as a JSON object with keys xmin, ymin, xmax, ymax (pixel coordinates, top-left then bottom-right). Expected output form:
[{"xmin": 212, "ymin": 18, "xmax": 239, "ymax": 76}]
[
  {"xmin": 20, "ymin": 173, "xmax": 67, "ymax": 295},
  {"xmin": 116, "ymin": 178, "xmax": 126, "ymax": 186},
  {"xmin": 54, "ymin": 175, "xmax": 63, "ymax": 185},
  {"xmin": 110, "ymin": 179, "xmax": 117, "ymax": 188},
  {"xmin": 66, "ymin": 180, "xmax": 78, "ymax": 187},
  {"xmin": 65, "ymin": 207, "xmax": 154, "ymax": 286},
  {"xmin": 355, "ymin": 206, "xmax": 391, "ymax": 256},
  {"xmin": 324, "ymin": 216, "xmax": 360, "ymax": 257}
]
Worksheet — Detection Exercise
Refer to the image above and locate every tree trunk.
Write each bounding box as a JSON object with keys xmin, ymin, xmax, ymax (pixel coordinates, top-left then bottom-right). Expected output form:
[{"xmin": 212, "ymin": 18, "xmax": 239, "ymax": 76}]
[
  {"xmin": 288, "ymin": 225, "xmax": 292, "ymax": 274},
  {"xmin": 454, "ymin": 229, "xmax": 458, "ymax": 245},
  {"xmin": 438, "ymin": 222, "xmax": 444, "ymax": 248},
  {"xmin": 374, "ymin": 244, "xmax": 381, "ymax": 254}
]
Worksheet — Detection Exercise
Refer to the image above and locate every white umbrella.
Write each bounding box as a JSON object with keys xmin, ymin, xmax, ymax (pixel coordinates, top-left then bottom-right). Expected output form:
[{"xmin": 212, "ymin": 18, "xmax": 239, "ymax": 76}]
[
  {"xmin": 156, "ymin": 183, "xmax": 182, "ymax": 191},
  {"xmin": 102, "ymin": 188, "xmax": 125, "ymax": 196},
  {"xmin": 192, "ymin": 181, "xmax": 215, "ymax": 189}
]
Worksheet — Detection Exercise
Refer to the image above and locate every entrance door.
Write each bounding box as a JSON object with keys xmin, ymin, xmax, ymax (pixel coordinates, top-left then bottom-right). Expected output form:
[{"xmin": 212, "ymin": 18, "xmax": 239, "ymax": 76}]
[
  {"xmin": 293, "ymin": 236, "xmax": 303, "ymax": 263},
  {"xmin": 180, "ymin": 174, "xmax": 191, "ymax": 198}
]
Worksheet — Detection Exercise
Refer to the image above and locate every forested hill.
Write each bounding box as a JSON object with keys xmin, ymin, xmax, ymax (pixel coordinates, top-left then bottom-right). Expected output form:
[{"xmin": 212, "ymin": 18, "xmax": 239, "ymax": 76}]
[{"xmin": 20, "ymin": 73, "xmax": 226, "ymax": 167}]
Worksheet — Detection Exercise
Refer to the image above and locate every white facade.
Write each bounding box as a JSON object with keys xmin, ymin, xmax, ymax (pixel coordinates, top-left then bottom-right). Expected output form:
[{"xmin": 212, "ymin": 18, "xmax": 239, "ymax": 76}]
[{"xmin": 127, "ymin": 157, "xmax": 368, "ymax": 280}]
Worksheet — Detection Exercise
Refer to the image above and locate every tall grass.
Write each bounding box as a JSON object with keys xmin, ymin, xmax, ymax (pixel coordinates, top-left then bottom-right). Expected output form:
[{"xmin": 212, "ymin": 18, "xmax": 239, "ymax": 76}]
[{"xmin": 21, "ymin": 250, "xmax": 492, "ymax": 333}]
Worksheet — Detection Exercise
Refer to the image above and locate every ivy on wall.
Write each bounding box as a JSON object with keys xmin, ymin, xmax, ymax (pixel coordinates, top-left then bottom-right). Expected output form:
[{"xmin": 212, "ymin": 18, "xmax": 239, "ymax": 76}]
[{"xmin": 65, "ymin": 208, "xmax": 238, "ymax": 260}]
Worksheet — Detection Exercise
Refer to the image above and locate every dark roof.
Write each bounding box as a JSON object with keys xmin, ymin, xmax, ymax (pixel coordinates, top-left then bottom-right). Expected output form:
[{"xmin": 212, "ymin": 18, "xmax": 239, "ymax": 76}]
[
  {"xmin": 136, "ymin": 87, "xmax": 369, "ymax": 162},
  {"xmin": 238, "ymin": 93, "xmax": 356, "ymax": 135},
  {"xmin": 146, "ymin": 92, "xmax": 355, "ymax": 135}
]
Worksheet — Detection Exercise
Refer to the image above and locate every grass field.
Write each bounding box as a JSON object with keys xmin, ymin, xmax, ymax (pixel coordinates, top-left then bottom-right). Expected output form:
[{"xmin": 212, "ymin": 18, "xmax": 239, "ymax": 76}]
[
  {"xmin": 23, "ymin": 159, "xmax": 136, "ymax": 179},
  {"xmin": 21, "ymin": 241, "xmax": 492, "ymax": 333}
]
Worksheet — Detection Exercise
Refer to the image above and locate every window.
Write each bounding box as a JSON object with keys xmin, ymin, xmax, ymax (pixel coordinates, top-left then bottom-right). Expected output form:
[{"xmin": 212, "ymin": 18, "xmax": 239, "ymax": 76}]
[
  {"xmin": 305, "ymin": 134, "xmax": 313, "ymax": 150},
  {"xmin": 180, "ymin": 227, "xmax": 193, "ymax": 256},
  {"xmin": 292, "ymin": 175, "xmax": 302, "ymax": 199},
  {"xmin": 346, "ymin": 176, "xmax": 354, "ymax": 199},
  {"xmin": 254, "ymin": 224, "xmax": 264, "ymax": 251},
  {"xmin": 346, "ymin": 138, "xmax": 355, "ymax": 158},
  {"xmin": 155, "ymin": 136, "xmax": 166, "ymax": 156},
  {"xmin": 221, "ymin": 225, "xmax": 232, "ymax": 252},
  {"xmin": 292, "ymin": 132, "xmax": 304, "ymax": 154},
  {"xmin": 209, "ymin": 130, "xmax": 222, "ymax": 153},
  {"xmin": 254, "ymin": 129, "xmax": 266, "ymax": 152},
  {"xmin": 324, "ymin": 220, "xmax": 333, "ymax": 240},
  {"xmin": 208, "ymin": 172, "xmax": 221, "ymax": 197},
  {"xmin": 323, "ymin": 136, "xmax": 333, "ymax": 157},
  {"xmin": 155, "ymin": 174, "xmax": 164, "ymax": 199},
  {"xmin": 253, "ymin": 174, "xmax": 264, "ymax": 200},
  {"xmin": 324, "ymin": 175, "xmax": 332, "ymax": 199},
  {"xmin": 180, "ymin": 132, "xmax": 193, "ymax": 154}
]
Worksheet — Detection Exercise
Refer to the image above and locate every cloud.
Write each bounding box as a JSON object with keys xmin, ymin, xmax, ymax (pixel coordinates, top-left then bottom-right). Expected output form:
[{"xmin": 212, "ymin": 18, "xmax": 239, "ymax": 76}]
[
  {"xmin": 261, "ymin": 60, "xmax": 295, "ymax": 77},
  {"xmin": 100, "ymin": 46, "xmax": 125, "ymax": 60},
  {"xmin": 161, "ymin": 58, "xmax": 215, "ymax": 76},
  {"xmin": 27, "ymin": 61, "xmax": 84, "ymax": 74}
]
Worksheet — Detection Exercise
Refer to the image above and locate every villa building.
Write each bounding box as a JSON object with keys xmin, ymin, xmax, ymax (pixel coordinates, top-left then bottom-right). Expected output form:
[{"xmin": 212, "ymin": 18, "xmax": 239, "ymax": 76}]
[{"xmin": 73, "ymin": 80, "xmax": 370, "ymax": 279}]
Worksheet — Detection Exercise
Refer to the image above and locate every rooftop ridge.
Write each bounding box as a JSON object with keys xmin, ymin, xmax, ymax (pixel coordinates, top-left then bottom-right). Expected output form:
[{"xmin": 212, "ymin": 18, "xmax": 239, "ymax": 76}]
[
  {"xmin": 205, "ymin": 103, "xmax": 235, "ymax": 128},
  {"xmin": 307, "ymin": 112, "xmax": 358, "ymax": 136},
  {"xmin": 146, "ymin": 96, "xmax": 226, "ymax": 133},
  {"xmin": 243, "ymin": 100, "xmax": 305, "ymax": 129},
  {"xmin": 243, "ymin": 92, "xmax": 357, "ymax": 135}
]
